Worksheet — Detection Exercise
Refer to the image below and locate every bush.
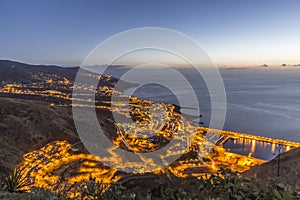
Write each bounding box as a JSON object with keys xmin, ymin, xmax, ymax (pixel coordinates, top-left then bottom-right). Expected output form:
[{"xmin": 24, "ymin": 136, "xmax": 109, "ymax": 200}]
[
  {"xmin": 143, "ymin": 168, "xmax": 299, "ymax": 200},
  {"xmin": 0, "ymin": 191, "xmax": 61, "ymax": 200},
  {"xmin": 1, "ymin": 168, "xmax": 298, "ymax": 199},
  {"xmin": 70, "ymin": 176, "xmax": 138, "ymax": 200},
  {"xmin": 196, "ymin": 168, "xmax": 299, "ymax": 200},
  {"xmin": 73, "ymin": 176, "xmax": 108, "ymax": 199}
]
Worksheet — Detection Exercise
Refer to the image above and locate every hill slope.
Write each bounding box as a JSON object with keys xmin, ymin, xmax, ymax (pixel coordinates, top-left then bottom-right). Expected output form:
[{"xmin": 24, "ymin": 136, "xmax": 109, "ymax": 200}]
[
  {"xmin": 243, "ymin": 147, "xmax": 300, "ymax": 190},
  {"xmin": 0, "ymin": 60, "xmax": 78, "ymax": 82},
  {"xmin": 0, "ymin": 97, "xmax": 79, "ymax": 170}
]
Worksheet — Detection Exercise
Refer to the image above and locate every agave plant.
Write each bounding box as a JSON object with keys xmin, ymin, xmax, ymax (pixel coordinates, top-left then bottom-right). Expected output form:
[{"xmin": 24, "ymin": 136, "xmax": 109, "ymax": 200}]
[{"xmin": 1, "ymin": 165, "xmax": 33, "ymax": 192}]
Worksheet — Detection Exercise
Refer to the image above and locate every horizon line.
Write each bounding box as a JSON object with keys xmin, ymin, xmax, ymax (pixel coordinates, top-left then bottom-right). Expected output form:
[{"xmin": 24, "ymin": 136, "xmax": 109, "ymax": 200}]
[{"xmin": 1, "ymin": 58, "xmax": 300, "ymax": 69}]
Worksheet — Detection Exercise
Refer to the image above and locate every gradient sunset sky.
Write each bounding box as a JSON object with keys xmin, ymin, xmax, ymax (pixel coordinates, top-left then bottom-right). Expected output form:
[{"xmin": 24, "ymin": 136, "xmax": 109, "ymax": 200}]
[{"xmin": 1, "ymin": 0, "xmax": 300, "ymax": 67}]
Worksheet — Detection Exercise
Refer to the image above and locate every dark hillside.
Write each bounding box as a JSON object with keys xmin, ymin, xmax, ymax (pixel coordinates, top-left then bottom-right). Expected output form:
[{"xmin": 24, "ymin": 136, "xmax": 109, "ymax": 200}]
[{"xmin": 0, "ymin": 60, "xmax": 78, "ymax": 83}]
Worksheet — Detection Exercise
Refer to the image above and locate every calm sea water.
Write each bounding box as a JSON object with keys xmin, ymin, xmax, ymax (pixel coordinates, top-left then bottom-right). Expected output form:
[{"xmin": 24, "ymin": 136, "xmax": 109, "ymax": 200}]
[{"xmin": 96, "ymin": 67, "xmax": 300, "ymax": 144}]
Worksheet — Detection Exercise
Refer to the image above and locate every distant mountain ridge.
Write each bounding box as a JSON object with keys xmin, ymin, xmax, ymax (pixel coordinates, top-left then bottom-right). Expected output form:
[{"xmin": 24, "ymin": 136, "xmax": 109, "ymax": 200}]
[
  {"xmin": 0, "ymin": 60, "xmax": 79, "ymax": 83},
  {"xmin": 0, "ymin": 59, "xmax": 137, "ymax": 92}
]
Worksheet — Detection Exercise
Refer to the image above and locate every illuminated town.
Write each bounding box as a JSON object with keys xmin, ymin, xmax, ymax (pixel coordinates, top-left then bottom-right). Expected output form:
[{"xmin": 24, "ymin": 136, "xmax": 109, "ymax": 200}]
[{"xmin": 1, "ymin": 69, "xmax": 299, "ymax": 198}]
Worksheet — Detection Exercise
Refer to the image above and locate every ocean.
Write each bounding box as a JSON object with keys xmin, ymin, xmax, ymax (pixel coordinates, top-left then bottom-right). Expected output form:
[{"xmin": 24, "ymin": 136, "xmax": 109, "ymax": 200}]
[{"xmin": 95, "ymin": 66, "xmax": 300, "ymax": 144}]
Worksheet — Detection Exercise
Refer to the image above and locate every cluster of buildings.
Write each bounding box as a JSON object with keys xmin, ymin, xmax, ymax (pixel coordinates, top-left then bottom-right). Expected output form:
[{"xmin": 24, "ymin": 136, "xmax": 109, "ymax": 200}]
[{"xmin": 4, "ymin": 70, "xmax": 300, "ymax": 182}]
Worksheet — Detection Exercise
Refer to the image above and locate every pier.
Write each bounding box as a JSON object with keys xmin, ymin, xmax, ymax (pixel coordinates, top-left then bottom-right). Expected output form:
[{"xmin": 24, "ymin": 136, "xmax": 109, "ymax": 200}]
[{"xmin": 199, "ymin": 127, "xmax": 300, "ymax": 148}]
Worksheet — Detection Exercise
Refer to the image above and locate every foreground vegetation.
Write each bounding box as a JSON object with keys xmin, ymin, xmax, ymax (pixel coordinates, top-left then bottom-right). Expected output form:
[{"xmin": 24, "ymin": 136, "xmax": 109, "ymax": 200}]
[{"xmin": 0, "ymin": 166, "xmax": 299, "ymax": 200}]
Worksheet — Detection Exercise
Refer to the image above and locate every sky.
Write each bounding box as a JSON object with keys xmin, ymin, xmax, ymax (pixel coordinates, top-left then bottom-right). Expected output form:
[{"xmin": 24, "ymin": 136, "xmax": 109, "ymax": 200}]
[{"xmin": 1, "ymin": 0, "xmax": 300, "ymax": 67}]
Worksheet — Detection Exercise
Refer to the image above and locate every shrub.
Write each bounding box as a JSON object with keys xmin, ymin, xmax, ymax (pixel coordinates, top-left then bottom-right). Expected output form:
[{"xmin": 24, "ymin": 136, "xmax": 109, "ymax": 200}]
[
  {"xmin": 1, "ymin": 167, "xmax": 298, "ymax": 200},
  {"xmin": 196, "ymin": 168, "xmax": 299, "ymax": 200}
]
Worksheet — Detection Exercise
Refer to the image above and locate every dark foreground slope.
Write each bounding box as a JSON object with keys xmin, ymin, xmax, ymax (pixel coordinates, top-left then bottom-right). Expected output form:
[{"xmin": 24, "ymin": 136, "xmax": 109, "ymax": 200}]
[
  {"xmin": 0, "ymin": 97, "xmax": 79, "ymax": 170},
  {"xmin": 243, "ymin": 147, "xmax": 300, "ymax": 190}
]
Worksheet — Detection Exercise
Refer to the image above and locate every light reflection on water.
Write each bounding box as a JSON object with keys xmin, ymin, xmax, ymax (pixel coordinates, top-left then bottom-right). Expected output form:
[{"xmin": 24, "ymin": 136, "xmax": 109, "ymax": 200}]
[{"xmin": 223, "ymin": 138, "xmax": 291, "ymax": 160}]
